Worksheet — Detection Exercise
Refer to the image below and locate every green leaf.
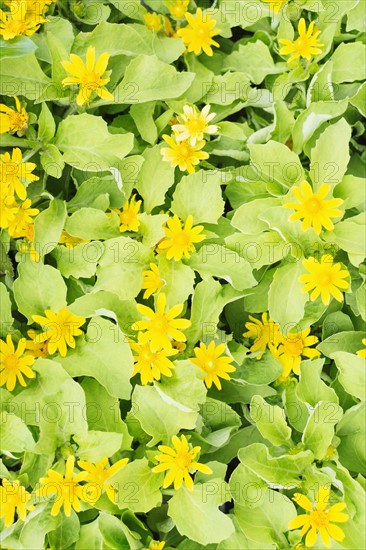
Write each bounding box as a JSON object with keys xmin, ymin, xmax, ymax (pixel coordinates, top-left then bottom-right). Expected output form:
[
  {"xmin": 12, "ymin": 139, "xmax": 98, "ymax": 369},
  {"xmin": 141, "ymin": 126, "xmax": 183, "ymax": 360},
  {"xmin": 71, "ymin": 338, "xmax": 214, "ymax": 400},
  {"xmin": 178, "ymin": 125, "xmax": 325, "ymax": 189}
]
[
  {"xmin": 109, "ymin": 457, "xmax": 163, "ymax": 513},
  {"xmin": 302, "ymin": 401, "xmax": 343, "ymax": 459},
  {"xmin": 335, "ymin": 175, "xmax": 366, "ymax": 210},
  {"xmin": 171, "ymin": 170, "xmax": 225, "ymax": 224},
  {"xmin": 0, "ymin": 283, "xmax": 13, "ymax": 337},
  {"xmin": 250, "ymin": 395, "xmax": 292, "ymax": 446},
  {"xmin": 95, "ymin": 237, "xmax": 154, "ymax": 299},
  {"xmin": 0, "ymin": 411, "xmax": 35, "ymax": 452},
  {"xmin": 323, "ymin": 214, "xmax": 366, "ymax": 262},
  {"xmin": 55, "ymin": 241, "xmax": 103, "ymax": 279},
  {"xmin": 0, "ymin": 36, "xmax": 37, "ymax": 58},
  {"xmin": 114, "ymin": 55, "xmax": 194, "ymax": 103},
  {"xmin": 297, "ymin": 359, "xmax": 339, "ymax": 406},
  {"xmin": 168, "ymin": 479, "xmax": 235, "ymax": 545},
  {"xmin": 231, "ymin": 198, "xmax": 281, "ymax": 234},
  {"xmin": 65, "ymin": 208, "xmax": 120, "ymax": 240},
  {"xmin": 135, "ymin": 144, "xmax": 175, "ymax": 212},
  {"xmin": 13, "ymin": 260, "xmax": 67, "ymax": 322},
  {"xmin": 332, "ymin": 351, "xmax": 366, "ymax": 400},
  {"xmin": 40, "ymin": 144, "xmax": 65, "ymax": 178},
  {"xmin": 48, "ymin": 510, "xmax": 80, "ymax": 550},
  {"xmin": 57, "ymin": 316, "xmax": 133, "ymax": 400},
  {"xmin": 224, "ymin": 41, "xmax": 285, "ymax": 84},
  {"xmin": 317, "ymin": 331, "xmax": 365, "ymax": 357},
  {"xmin": 0, "ymin": 53, "xmax": 50, "ymax": 100},
  {"xmin": 350, "ymin": 82, "xmax": 366, "ymax": 117},
  {"xmin": 67, "ymin": 175, "xmax": 125, "ymax": 212},
  {"xmin": 187, "ymin": 244, "xmax": 256, "ymax": 291},
  {"xmin": 98, "ymin": 513, "xmax": 130, "ymax": 550},
  {"xmin": 157, "ymin": 255, "xmax": 195, "ymax": 308},
  {"xmin": 55, "ymin": 113, "xmax": 134, "ymax": 170},
  {"xmin": 34, "ymin": 199, "xmax": 67, "ymax": 257},
  {"xmin": 309, "ymin": 118, "xmax": 351, "ymax": 190},
  {"xmin": 38, "ymin": 102, "xmax": 56, "ymax": 142},
  {"xmin": 337, "ymin": 402, "xmax": 366, "ymax": 475},
  {"xmin": 237, "ymin": 353, "xmax": 283, "ymax": 385},
  {"xmin": 331, "ymin": 42, "xmax": 366, "ymax": 83},
  {"xmin": 229, "ymin": 463, "xmax": 268, "ymax": 509},
  {"xmin": 268, "ymin": 261, "xmax": 308, "ymax": 329},
  {"xmin": 74, "ymin": 430, "xmax": 123, "ymax": 462},
  {"xmin": 225, "ymin": 230, "xmax": 285, "ymax": 270},
  {"xmin": 130, "ymin": 102, "xmax": 157, "ymax": 145}
]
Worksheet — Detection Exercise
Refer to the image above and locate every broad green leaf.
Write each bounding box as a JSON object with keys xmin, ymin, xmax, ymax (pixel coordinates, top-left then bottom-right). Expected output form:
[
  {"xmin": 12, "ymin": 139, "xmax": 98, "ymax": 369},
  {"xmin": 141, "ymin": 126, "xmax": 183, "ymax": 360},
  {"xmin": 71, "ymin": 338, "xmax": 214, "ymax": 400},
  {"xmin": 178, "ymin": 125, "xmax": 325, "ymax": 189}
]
[
  {"xmin": 337, "ymin": 403, "xmax": 366, "ymax": 474},
  {"xmin": 218, "ymin": 514, "xmax": 275, "ymax": 550},
  {"xmin": 135, "ymin": 144, "xmax": 175, "ymax": 212},
  {"xmin": 55, "ymin": 241, "xmax": 103, "ymax": 279},
  {"xmin": 95, "ymin": 237, "xmax": 154, "ymax": 299},
  {"xmin": 0, "ymin": 53, "xmax": 50, "ymax": 99},
  {"xmin": 332, "ymin": 351, "xmax": 366, "ymax": 400},
  {"xmin": 231, "ymin": 198, "xmax": 281, "ymax": 234},
  {"xmin": 229, "ymin": 463, "xmax": 268, "ymax": 509},
  {"xmin": 168, "ymin": 479, "xmax": 235, "ymax": 545},
  {"xmin": 55, "ymin": 113, "xmax": 134, "ymax": 170},
  {"xmin": 323, "ymin": 214, "xmax": 366, "ymax": 263},
  {"xmin": 309, "ymin": 118, "xmax": 351, "ymax": 190},
  {"xmin": 48, "ymin": 510, "xmax": 80, "ymax": 550},
  {"xmin": 331, "ymin": 42, "xmax": 366, "ymax": 83},
  {"xmin": 317, "ymin": 331, "xmax": 365, "ymax": 357},
  {"xmin": 57, "ymin": 316, "xmax": 133, "ymax": 400},
  {"xmin": 158, "ymin": 255, "xmax": 195, "ymax": 308},
  {"xmin": 224, "ymin": 41, "xmax": 285, "ymax": 84},
  {"xmin": 335, "ymin": 174, "xmax": 366, "ymax": 210},
  {"xmin": 236, "ymin": 353, "xmax": 283, "ymax": 385},
  {"xmin": 13, "ymin": 259, "xmax": 67, "ymax": 322},
  {"xmin": 307, "ymin": 60, "xmax": 334, "ymax": 103},
  {"xmin": 0, "ymin": 411, "xmax": 35, "ymax": 452},
  {"xmin": 225, "ymin": 230, "xmax": 285, "ymax": 270},
  {"xmin": 75, "ymin": 519, "xmax": 103, "ymax": 550},
  {"xmin": 98, "ymin": 513, "xmax": 130, "ymax": 550},
  {"xmin": 0, "ymin": 36, "xmax": 37, "ymax": 58},
  {"xmin": 0, "ymin": 283, "xmax": 13, "ymax": 336},
  {"xmin": 297, "ymin": 359, "xmax": 339, "ymax": 406},
  {"xmin": 40, "ymin": 144, "xmax": 65, "ymax": 178},
  {"xmin": 302, "ymin": 401, "xmax": 343, "ymax": 459},
  {"xmin": 350, "ymin": 82, "xmax": 366, "ymax": 117},
  {"xmin": 114, "ymin": 55, "xmax": 194, "ymax": 103},
  {"xmin": 250, "ymin": 395, "xmax": 292, "ymax": 447},
  {"xmin": 109, "ymin": 457, "xmax": 163, "ymax": 513},
  {"xmin": 187, "ymin": 244, "xmax": 256, "ymax": 291},
  {"xmin": 130, "ymin": 102, "xmax": 157, "ymax": 145},
  {"xmin": 38, "ymin": 102, "xmax": 56, "ymax": 142},
  {"xmin": 171, "ymin": 170, "xmax": 225, "ymax": 224},
  {"xmin": 34, "ymin": 199, "xmax": 67, "ymax": 257},
  {"xmin": 65, "ymin": 208, "xmax": 120, "ymax": 240},
  {"xmin": 268, "ymin": 261, "xmax": 308, "ymax": 329},
  {"xmin": 67, "ymin": 175, "xmax": 125, "ymax": 212},
  {"xmin": 74, "ymin": 430, "xmax": 123, "ymax": 462}
]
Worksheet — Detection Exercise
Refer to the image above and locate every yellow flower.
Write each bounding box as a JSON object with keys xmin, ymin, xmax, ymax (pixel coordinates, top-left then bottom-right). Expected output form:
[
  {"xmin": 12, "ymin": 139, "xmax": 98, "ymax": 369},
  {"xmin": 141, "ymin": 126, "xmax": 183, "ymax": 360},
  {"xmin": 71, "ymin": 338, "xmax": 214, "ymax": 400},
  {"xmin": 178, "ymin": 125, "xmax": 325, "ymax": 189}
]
[
  {"xmin": 161, "ymin": 134, "xmax": 209, "ymax": 174},
  {"xmin": 270, "ymin": 328, "xmax": 320, "ymax": 377},
  {"xmin": 191, "ymin": 341, "xmax": 236, "ymax": 390},
  {"xmin": 157, "ymin": 214, "xmax": 205, "ymax": 261},
  {"xmin": 165, "ymin": 0, "xmax": 189, "ymax": 19},
  {"xmin": 129, "ymin": 340, "xmax": 178, "ymax": 385},
  {"xmin": 7, "ymin": 198, "xmax": 39, "ymax": 238},
  {"xmin": 357, "ymin": 338, "xmax": 366, "ymax": 358},
  {"xmin": 150, "ymin": 541, "xmax": 166, "ymax": 550},
  {"xmin": 261, "ymin": 0, "xmax": 286, "ymax": 13},
  {"xmin": 177, "ymin": 8, "xmax": 220, "ymax": 56},
  {"xmin": 152, "ymin": 434, "xmax": 212, "ymax": 490},
  {"xmin": 132, "ymin": 292, "xmax": 191, "ymax": 352},
  {"xmin": 59, "ymin": 230, "xmax": 89, "ymax": 248},
  {"xmin": 243, "ymin": 312, "xmax": 282, "ymax": 359},
  {"xmin": 0, "ymin": 194, "xmax": 18, "ymax": 229},
  {"xmin": 171, "ymin": 339, "xmax": 186, "ymax": 353},
  {"xmin": 0, "ymin": 147, "xmax": 39, "ymax": 201},
  {"xmin": 112, "ymin": 195, "xmax": 141, "ymax": 232},
  {"xmin": 172, "ymin": 104, "xmax": 218, "ymax": 146},
  {"xmin": 18, "ymin": 223, "xmax": 39, "ymax": 261},
  {"xmin": 0, "ymin": 334, "xmax": 35, "ymax": 391},
  {"xmin": 279, "ymin": 18, "xmax": 323, "ymax": 63},
  {"xmin": 32, "ymin": 308, "xmax": 86, "ymax": 357},
  {"xmin": 0, "ymin": 0, "xmax": 40, "ymax": 40},
  {"xmin": 284, "ymin": 181, "xmax": 343, "ymax": 235},
  {"xmin": 144, "ymin": 12, "xmax": 163, "ymax": 32},
  {"xmin": 0, "ymin": 96, "xmax": 28, "ymax": 135},
  {"xmin": 141, "ymin": 263, "xmax": 165, "ymax": 299},
  {"xmin": 24, "ymin": 329, "xmax": 49, "ymax": 358},
  {"xmin": 288, "ymin": 486, "xmax": 349, "ymax": 548},
  {"xmin": 36, "ymin": 456, "xmax": 90, "ymax": 517},
  {"xmin": 61, "ymin": 45, "xmax": 114, "ymax": 106},
  {"xmin": 77, "ymin": 457, "xmax": 129, "ymax": 504},
  {"xmin": 299, "ymin": 255, "xmax": 350, "ymax": 305},
  {"xmin": 0, "ymin": 479, "xmax": 34, "ymax": 527}
]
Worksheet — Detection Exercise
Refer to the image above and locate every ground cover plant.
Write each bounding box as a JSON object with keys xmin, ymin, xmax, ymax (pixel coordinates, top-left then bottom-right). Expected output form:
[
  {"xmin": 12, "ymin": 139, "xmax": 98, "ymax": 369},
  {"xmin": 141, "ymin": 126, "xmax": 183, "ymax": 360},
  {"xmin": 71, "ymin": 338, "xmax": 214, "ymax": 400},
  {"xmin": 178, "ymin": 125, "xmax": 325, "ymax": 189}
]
[{"xmin": 0, "ymin": 0, "xmax": 365, "ymax": 548}]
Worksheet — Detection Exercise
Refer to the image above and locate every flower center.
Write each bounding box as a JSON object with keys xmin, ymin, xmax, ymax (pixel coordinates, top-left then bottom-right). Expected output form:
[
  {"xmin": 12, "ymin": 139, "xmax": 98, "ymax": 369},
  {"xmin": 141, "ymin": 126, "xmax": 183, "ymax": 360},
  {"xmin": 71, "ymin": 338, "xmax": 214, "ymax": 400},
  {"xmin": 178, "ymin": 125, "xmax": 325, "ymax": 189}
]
[
  {"xmin": 120, "ymin": 210, "xmax": 136, "ymax": 225},
  {"xmin": 9, "ymin": 111, "xmax": 28, "ymax": 132},
  {"xmin": 179, "ymin": 143, "xmax": 193, "ymax": 159},
  {"xmin": 153, "ymin": 314, "xmax": 169, "ymax": 332},
  {"xmin": 283, "ymin": 339, "xmax": 304, "ymax": 357},
  {"xmin": 318, "ymin": 272, "xmax": 332, "ymax": 286},
  {"xmin": 310, "ymin": 510, "xmax": 329, "ymax": 528},
  {"xmin": 5, "ymin": 20, "xmax": 28, "ymax": 35},
  {"xmin": 186, "ymin": 118, "xmax": 205, "ymax": 134},
  {"xmin": 305, "ymin": 197, "xmax": 322, "ymax": 214},
  {"xmin": 3, "ymin": 354, "xmax": 20, "ymax": 371},
  {"xmin": 175, "ymin": 452, "xmax": 192, "ymax": 470},
  {"xmin": 203, "ymin": 359, "xmax": 216, "ymax": 372},
  {"xmin": 81, "ymin": 71, "xmax": 102, "ymax": 89},
  {"xmin": 296, "ymin": 37, "xmax": 311, "ymax": 54},
  {"xmin": 174, "ymin": 231, "xmax": 191, "ymax": 248}
]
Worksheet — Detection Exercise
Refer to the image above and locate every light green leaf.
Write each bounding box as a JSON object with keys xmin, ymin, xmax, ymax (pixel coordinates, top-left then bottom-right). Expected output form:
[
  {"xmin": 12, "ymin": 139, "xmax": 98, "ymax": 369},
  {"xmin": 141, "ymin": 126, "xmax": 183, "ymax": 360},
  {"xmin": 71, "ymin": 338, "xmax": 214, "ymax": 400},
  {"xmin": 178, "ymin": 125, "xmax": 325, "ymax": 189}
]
[
  {"xmin": 231, "ymin": 198, "xmax": 281, "ymax": 234},
  {"xmin": 0, "ymin": 411, "xmax": 35, "ymax": 452},
  {"xmin": 135, "ymin": 144, "xmax": 175, "ymax": 212},
  {"xmin": 171, "ymin": 170, "xmax": 225, "ymax": 224},
  {"xmin": 168, "ymin": 479, "xmax": 235, "ymax": 545},
  {"xmin": 65, "ymin": 208, "xmax": 120, "ymax": 240},
  {"xmin": 302, "ymin": 401, "xmax": 343, "ymax": 459},
  {"xmin": 0, "ymin": 36, "xmax": 37, "ymax": 58},
  {"xmin": 323, "ymin": 214, "xmax": 366, "ymax": 262},
  {"xmin": 225, "ymin": 231, "xmax": 285, "ymax": 270},
  {"xmin": 57, "ymin": 316, "xmax": 133, "ymax": 400},
  {"xmin": 74, "ymin": 430, "xmax": 123, "ymax": 462},
  {"xmin": 350, "ymin": 82, "xmax": 366, "ymax": 117},
  {"xmin": 268, "ymin": 261, "xmax": 308, "ymax": 329},
  {"xmin": 55, "ymin": 241, "xmax": 103, "ymax": 279},
  {"xmin": 38, "ymin": 102, "xmax": 56, "ymax": 142},
  {"xmin": 34, "ymin": 199, "xmax": 67, "ymax": 257},
  {"xmin": 0, "ymin": 53, "xmax": 50, "ymax": 99},
  {"xmin": 297, "ymin": 359, "xmax": 339, "ymax": 407},
  {"xmin": 0, "ymin": 283, "xmax": 13, "ymax": 337},
  {"xmin": 158, "ymin": 255, "xmax": 195, "ymax": 308},
  {"xmin": 48, "ymin": 510, "xmax": 80, "ymax": 550},
  {"xmin": 224, "ymin": 41, "xmax": 285, "ymax": 84},
  {"xmin": 332, "ymin": 351, "xmax": 366, "ymax": 400},
  {"xmin": 331, "ymin": 42, "xmax": 366, "ymax": 83},
  {"xmin": 250, "ymin": 395, "xmax": 292, "ymax": 447},
  {"xmin": 335, "ymin": 174, "xmax": 366, "ymax": 210}
]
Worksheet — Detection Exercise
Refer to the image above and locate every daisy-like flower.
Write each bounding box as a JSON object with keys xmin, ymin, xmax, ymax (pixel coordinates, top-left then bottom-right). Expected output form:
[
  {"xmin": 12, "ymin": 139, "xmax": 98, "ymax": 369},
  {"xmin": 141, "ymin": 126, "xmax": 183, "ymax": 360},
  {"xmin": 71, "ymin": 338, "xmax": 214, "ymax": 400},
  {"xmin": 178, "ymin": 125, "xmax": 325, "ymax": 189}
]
[
  {"xmin": 279, "ymin": 18, "xmax": 323, "ymax": 63},
  {"xmin": 0, "ymin": 479, "xmax": 34, "ymax": 527},
  {"xmin": 132, "ymin": 292, "xmax": 191, "ymax": 352},
  {"xmin": 157, "ymin": 214, "xmax": 205, "ymax": 261},
  {"xmin": 61, "ymin": 45, "xmax": 114, "ymax": 107},
  {"xmin": 59, "ymin": 230, "xmax": 89, "ymax": 248},
  {"xmin": 0, "ymin": 334, "xmax": 35, "ymax": 391},
  {"xmin": 129, "ymin": 340, "xmax": 178, "ymax": 385},
  {"xmin": 172, "ymin": 105, "xmax": 218, "ymax": 146},
  {"xmin": 176, "ymin": 8, "xmax": 220, "ymax": 56},
  {"xmin": 0, "ymin": 0, "xmax": 40, "ymax": 40},
  {"xmin": 150, "ymin": 541, "xmax": 165, "ymax": 550},
  {"xmin": 0, "ymin": 194, "xmax": 18, "ymax": 230},
  {"xmin": 165, "ymin": 0, "xmax": 189, "ymax": 19},
  {"xmin": 261, "ymin": 0, "xmax": 286, "ymax": 13},
  {"xmin": 284, "ymin": 181, "xmax": 343, "ymax": 235},
  {"xmin": 112, "ymin": 195, "xmax": 142, "ymax": 233},
  {"xmin": 190, "ymin": 341, "xmax": 236, "ymax": 390},
  {"xmin": 77, "ymin": 457, "xmax": 129, "ymax": 504},
  {"xmin": 7, "ymin": 198, "xmax": 39, "ymax": 238},
  {"xmin": 24, "ymin": 329, "xmax": 49, "ymax": 358},
  {"xmin": 243, "ymin": 312, "xmax": 282, "ymax": 359},
  {"xmin": 141, "ymin": 264, "xmax": 165, "ymax": 299},
  {"xmin": 299, "ymin": 255, "xmax": 350, "ymax": 305},
  {"xmin": 32, "ymin": 308, "xmax": 86, "ymax": 357},
  {"xmin": 143, "ymin": 12, "xmax": 163, "ymax": 32},
  {"xmin": 152, "ymin": 434, "xmax": 212, "ymax": 490},
  {"xmin": 288, "ymin": 486, "xmax": 349, "ymax": 548},
  {"xmin": 0, "ymin": 96, "xmax": 28, "ymax": 135},
  {"xmin": 356, "ymin": 338, "xmax": 366, "ymax": 359},
  {"xmin": 36, "ymin": 456, "xmax": 90, "ymax": 517},
  {"xmin": 161, "ymin": 134, "xmax": 209, "ymax": 174},
  {"xmin": 270, "ymin": 328, "xmax": 320, "ymax": 377},
  {"xmin": 0, "ymin": 147, "xmax": 39, "ymax": 201}
]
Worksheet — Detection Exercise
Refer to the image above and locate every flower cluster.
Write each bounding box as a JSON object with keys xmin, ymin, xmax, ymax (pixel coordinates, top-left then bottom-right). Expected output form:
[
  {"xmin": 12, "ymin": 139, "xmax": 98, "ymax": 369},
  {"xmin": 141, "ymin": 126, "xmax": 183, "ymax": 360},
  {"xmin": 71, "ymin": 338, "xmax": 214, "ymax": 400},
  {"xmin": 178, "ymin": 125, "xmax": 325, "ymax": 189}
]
[{"xmin": 0, "ymin": 0, "xmax": 54, "ymax": 40}]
